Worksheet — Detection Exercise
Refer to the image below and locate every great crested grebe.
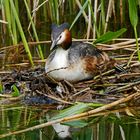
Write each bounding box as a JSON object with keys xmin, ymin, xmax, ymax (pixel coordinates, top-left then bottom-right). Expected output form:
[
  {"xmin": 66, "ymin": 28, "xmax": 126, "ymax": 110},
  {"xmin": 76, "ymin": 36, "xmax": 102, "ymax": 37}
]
[{"xmin": 45, "ymin": 23, "xmax": 114, "ymax": 82}]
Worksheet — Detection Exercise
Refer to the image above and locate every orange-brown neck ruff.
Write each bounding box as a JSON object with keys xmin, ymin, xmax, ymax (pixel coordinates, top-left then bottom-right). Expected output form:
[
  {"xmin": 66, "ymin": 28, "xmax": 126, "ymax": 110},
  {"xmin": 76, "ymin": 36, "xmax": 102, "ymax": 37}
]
[{"xmin": 61, "ymin": 29, "xmax": 72, "ymax": 50}]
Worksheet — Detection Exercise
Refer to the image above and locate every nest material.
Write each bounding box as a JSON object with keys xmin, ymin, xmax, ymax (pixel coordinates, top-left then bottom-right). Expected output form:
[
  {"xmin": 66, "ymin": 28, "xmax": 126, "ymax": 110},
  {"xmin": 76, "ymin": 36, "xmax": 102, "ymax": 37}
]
[{"xmin": 1, "ymin": 61, "xmax": 140, "ymax": 106}]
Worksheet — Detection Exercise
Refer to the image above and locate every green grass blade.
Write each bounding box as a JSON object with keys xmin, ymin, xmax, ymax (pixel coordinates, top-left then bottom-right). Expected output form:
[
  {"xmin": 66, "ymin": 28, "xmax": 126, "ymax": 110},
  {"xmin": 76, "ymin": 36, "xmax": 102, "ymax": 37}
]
[
  {"xmin": 12, "ymin": 85, "xmax": 20, "ymax": 97},
  {"xmin": 101, "ymin": 0, "xmax": 105, "ymax": 33},
  {"xmin": 49, "ymin": 0, "xmax": 56, "ymax": 22},
  {"xmin": 54, "ymin": 0, "xmax": 59, "ymax": 24},
  {"xmin": 0, "ymin": 82, "xmax": 3, "ymax": 93},
  {"xmin": 75, "ymin": 127, "xmax": 93, "ymax": 140},
  {"xmin": 3, "ymin": 0, "xmax": 14, "ymax": 44},
  {"xmin": 24, "ymin": 0, "xmax": 44, "ymax": 59},
  {"xmin": 70, "ymin": 0, "xmax": 89, "ymax": 30},
  {"xmin": 94, "ymin": 28, "xmax": 127, "ymax": 44},
  {"xmin": 9, "ymin": 0, "xmax": 34, "ymax": 66}
]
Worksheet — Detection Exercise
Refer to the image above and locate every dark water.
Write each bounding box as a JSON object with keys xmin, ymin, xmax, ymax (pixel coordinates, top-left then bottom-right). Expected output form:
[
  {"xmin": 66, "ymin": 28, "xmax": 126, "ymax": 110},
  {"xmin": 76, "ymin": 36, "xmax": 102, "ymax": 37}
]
[{"xmin": 0, "ymin": 105, "xmax": 140, "ymax": 140}]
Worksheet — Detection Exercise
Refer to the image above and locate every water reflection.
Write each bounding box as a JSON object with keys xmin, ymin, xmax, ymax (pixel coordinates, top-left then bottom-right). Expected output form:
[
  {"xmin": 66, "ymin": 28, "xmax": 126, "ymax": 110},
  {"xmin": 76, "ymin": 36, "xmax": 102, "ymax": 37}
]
[{"xmin": 0, "ymin": 105, "xmax": 140, "ymax": 140}]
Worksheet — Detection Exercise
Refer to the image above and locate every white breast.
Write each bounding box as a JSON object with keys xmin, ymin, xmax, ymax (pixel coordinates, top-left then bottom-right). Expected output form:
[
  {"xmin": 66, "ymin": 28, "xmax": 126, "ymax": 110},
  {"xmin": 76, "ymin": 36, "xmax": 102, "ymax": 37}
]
[
  {"xmin": 48, "ymin": 47, "xmax": 68, "ymax": 69},
  {"xmin": 45, "ymin": 47, "xmax": 91, "ymax": 82},
  {"xmin": 45, "ymin": 47, "xmax": 68, "ymax": 78}
]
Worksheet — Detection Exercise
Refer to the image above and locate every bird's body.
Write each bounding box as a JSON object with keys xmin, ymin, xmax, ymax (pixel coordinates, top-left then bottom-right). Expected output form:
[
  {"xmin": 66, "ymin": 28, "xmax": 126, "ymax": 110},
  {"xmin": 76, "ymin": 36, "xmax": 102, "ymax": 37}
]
[{"xmin": 45, "ymin": 23, "xmax": 112, "ymax": 82}]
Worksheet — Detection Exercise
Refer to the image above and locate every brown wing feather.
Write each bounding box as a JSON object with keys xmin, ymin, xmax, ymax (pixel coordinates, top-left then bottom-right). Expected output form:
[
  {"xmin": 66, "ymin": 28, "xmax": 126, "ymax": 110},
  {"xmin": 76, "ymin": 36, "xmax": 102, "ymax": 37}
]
[
  {"xmin": 68, "ymin": 42, "xmax": 115, "ymax": 75},
  {"xmin": 82, "ymin": 51, "xmax": 115, "ymax": 75}
]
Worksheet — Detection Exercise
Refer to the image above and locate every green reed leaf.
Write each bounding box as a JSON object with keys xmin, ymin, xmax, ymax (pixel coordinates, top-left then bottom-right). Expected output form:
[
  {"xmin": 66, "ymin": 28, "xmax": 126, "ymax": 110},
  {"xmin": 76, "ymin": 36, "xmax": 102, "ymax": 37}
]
[
  {"xmin": 128, "ymin": 0, "xmax": 138, "ymax": 28},
  {"xmin": 128, "ymin": 0, "xmax": 140, "ymax": 61},
  {"xmin": 94, "ymin": 28, "xmax": 127, "ymax": 44},
  {"xmin": 51, "ymin": 102, "xmax": 91, "ymax": 120},
  {"xmin": 63, "ymin": 120, "xmax": 88, "ymax": 128},
  {"xmin": 70, "ymin": 0, "xmax": 89, "ymax": 30},
  {"xmin": 12, "ymin": 85, "xmax": 20, "ymax": 97},
  {"xmin": 51, "ymin": 102, "xmax": 102, "ymax": 120},
  {"xmin": 10, "ymin": 0, "xmax": 34, "ymax": 66},
  {"xmin": 24, "ymin": 0, "xmax": 44, "ymax": 59},
  {"xmin": 0, "ymin": 82, "xmax": 3, "ymax": 93}
]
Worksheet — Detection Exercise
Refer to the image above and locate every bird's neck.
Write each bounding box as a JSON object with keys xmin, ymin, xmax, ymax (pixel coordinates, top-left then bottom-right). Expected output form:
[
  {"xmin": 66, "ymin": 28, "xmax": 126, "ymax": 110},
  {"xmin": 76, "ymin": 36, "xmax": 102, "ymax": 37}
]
[{"xmin": 61, "ymin": 29, "xmax": 72, "ymax": 50}]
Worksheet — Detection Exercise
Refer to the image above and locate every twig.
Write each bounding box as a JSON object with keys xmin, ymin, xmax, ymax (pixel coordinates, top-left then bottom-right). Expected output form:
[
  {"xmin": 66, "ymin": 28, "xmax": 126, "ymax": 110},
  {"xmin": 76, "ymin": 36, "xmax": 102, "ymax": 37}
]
[
  {"xmin": 0, "ymin": 94, "xmax": 25, "ymax": 105},
  {"xmin": 36, "ymin": 90, "xmax": 73, "ymax": 105},
  {"xmin": 102, "ymin": 73, "xmax": 140, "ymax": 82},
  {"xmin": 46, "ymin": 67, "xmax": 68, "ymax": 74},
  {"xmin": 0, "ymin": 71, "xmax": 12, "ymax": 74},
  {"xmin": 0, "ymin": 94, "xmax": 12, "ymax": 98},
  {"xmin": 127, "ymin": 49, "xmax": 138, "ymax": 67},
  {"xmin": 94, "ymin": 69, "xmax": 115, "ymax": 80},
  {"xmin": 71, "ymin": 87, "xmax": 90, "ymax": 97},
  {"xmin": 104, "ymin": 80, "xmax": 140, "ymax": 94}
]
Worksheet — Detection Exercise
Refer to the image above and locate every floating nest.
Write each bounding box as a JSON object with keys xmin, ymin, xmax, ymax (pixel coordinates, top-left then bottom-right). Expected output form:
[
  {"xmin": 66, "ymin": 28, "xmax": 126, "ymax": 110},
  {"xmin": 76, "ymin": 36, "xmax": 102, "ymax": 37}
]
[{"xmin": 0, "ymin": 61, "xmax": 140, "ymax": 107}]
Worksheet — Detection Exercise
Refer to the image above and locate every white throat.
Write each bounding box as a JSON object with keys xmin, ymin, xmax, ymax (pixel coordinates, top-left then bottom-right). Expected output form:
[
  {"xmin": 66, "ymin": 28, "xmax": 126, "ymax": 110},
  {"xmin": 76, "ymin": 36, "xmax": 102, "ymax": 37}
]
[{"xmin": 46, "ymin": 47, "xmax": 68, "ymax": 72}]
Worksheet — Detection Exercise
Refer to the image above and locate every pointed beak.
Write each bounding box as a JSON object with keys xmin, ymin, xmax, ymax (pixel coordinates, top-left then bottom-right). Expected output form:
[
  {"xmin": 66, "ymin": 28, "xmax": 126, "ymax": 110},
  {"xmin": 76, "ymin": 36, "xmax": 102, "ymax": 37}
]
[{"xmin": 50, "ymin": 40, "xmax": 57, "ymax": 51}]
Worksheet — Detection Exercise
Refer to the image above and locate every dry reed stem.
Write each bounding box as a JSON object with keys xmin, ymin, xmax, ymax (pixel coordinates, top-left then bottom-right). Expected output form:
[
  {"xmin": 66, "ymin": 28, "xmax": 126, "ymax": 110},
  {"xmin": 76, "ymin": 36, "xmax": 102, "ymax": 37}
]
[
  {"xmin": 87, "ymin": 1, "xmax": 91, "ymax": 40},
  {"xmin": 5, "ymin": 63, "xmax": 30, "ymax": 67},
  {"xmin": 93, "ymin": 0, "xmax": 98, "ymax": 38},
  {"xmin": 0, "ymin": 19, "xmax": 8, "ymax": 24},
  {"xmin": 72, "ymin": 106, "xmax": 140, "ymax": 122},
  {"xmin": 131, "ymin": 62, "xmax": 140, "ymax": 67},
  {"xmin": 104, "ymin": 0, "xmax": 114, "ymax": 33},
  {"xmin": 0, "ymin": 92, "xmax": 139, "ymax": 139},
  {"xmin": 0, "ymin": 41, "xmax": 51, "ymax": 51},
  {"xmin": 0, "ymin": 94, "xmax": 12, "ymax": 98},
  {"xmin": 104, "ymin": 81, "xmax": 140, "ymax": 94},
  {"xmin": 113, "ymin": 38, "xmax": 140, "ymax": 46},
  {"xmin": 0, "ymin": 71, "xmax": 12, "ymax": 74},
  {"xmin": 71, "ymin": 87, "xmax": 90, "ymax": 97},
  {"xmin": 1, "ymin": 38, "xmax": 140, "ymax": 51},
  {"xmin": 32, "ymin": 0, "xmax": 49, "ymax": 12},
  {"xmin": 0, "ymin": 94, "xmax": 25, "ymax": 105},
  {"xmin": 120, "ymin": 0, "xmax": 123, "ymax": 24}
]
